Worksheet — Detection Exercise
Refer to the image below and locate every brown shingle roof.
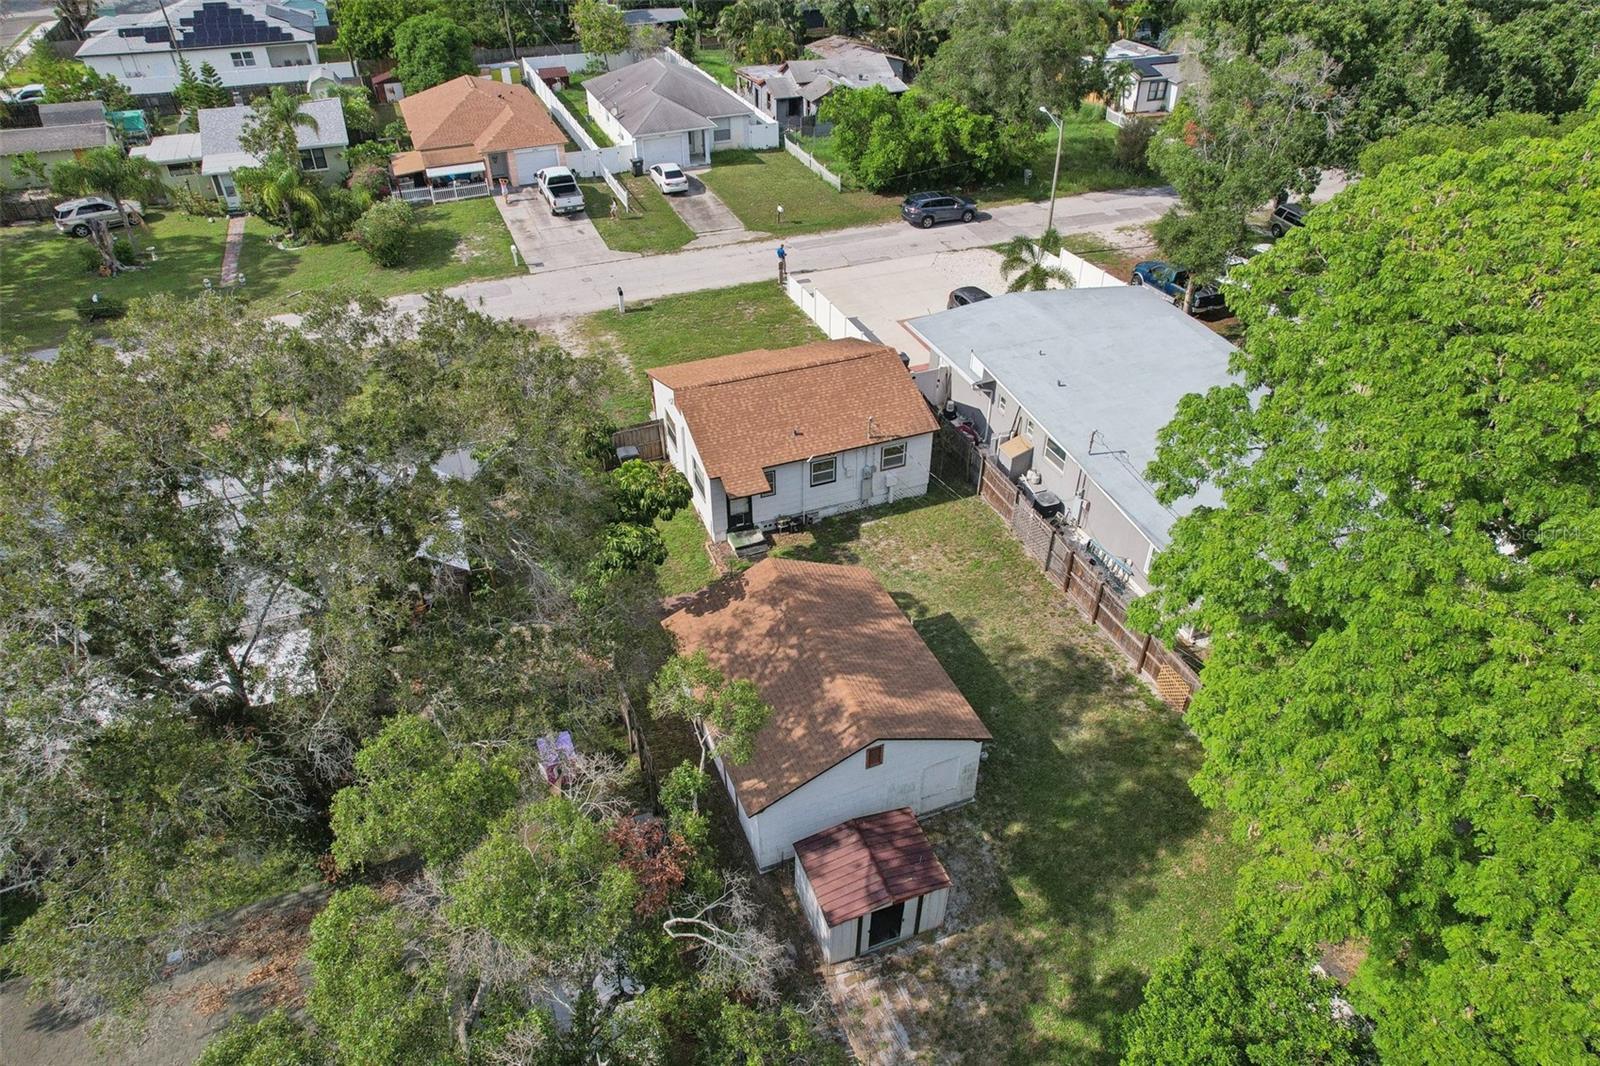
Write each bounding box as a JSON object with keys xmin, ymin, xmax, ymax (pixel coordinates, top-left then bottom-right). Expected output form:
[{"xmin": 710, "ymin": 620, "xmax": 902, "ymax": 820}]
[
  {"xmin": 397, "ymin": 75, "xmax": 565, "ymax": 157},
  {"xmin": 661, "ymin": 559, "xmax": 990, "ymax": 816},
  {"xmin": 649, "ymin": 339, "xmax": 937, "ymax": 498},
  {"xmin": 796, "ymin": 808, "xmax": 950, "ymax": 927}
]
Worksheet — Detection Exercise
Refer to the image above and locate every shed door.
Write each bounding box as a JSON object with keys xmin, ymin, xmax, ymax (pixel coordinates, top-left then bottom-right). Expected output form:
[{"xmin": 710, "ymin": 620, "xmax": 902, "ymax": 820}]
[
  {"xmin": 512, "ymin": 146, "xmax": 559, "ymax": 186},
  {"xmin": 920, "ymin": 757, "xmax": 962, "ymax": 811}
]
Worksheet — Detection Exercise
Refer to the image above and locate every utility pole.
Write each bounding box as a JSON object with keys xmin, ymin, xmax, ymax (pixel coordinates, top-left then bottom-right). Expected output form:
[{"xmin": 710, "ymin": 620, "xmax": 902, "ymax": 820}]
[{"xmin": 1038, "ymin": 106, "xmax": 1066, "ymax": 237}]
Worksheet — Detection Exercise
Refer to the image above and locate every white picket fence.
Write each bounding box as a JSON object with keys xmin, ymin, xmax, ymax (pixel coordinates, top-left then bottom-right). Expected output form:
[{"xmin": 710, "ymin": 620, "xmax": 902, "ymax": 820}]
[
  {"xmin": 782, "ymin": 134, "xmax": 843, "ymax": 190},
  {"xmin": 784, "ymin": 275, "xmax": 878, "ymax": 342},
  {"xmin": 397, "ymin": 182, "xmax": 491, "ymax": 205},
  {"xmin": 1040, "ymin": 247, "xmax": 1127, "ymax": 289}
]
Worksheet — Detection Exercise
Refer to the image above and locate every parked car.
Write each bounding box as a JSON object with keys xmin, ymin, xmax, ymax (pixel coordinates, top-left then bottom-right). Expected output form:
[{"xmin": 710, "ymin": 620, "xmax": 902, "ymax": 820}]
[
  {"xmin": 2, "ymin": 83, "xmax": 46, "ymax": 104},
  {"xmin": 53, "ymin": 196, "xmax": 144, "ymax": 237},
  {"xmin": 901, "ymin": 191, "xmax": 977, "ymax": 229},
  {"xmin": 536, "ymin": 166, "xmax": 585, "ymax": 216},
  {"xmin": 1129, "ymin": 260, "xmax": 1226, "ymax": 313},
  {"xmin": 1268, "ymin": 201, "xmax": 1306, "ymax": 237},
  {"xmin": 947, "ymin": 286, "xmax": 991, "ymax": 308},
  {"xmin": 648, "ymin": 162, "xmax": 689, "ymax": 194}
]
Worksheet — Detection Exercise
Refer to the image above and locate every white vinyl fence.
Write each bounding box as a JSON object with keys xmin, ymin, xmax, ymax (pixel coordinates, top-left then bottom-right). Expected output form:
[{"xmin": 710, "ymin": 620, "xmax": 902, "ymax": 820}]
[
  {"xmin": 785, "ymin": 275, "xmax": 877, "ymax": 341},
  {"xmin": 782, "ymin": 132, "xmax": 843, "ymax": 190},
  {"xmin": 1040, "ymin": 247, "xmax": 1127, "ymax": 289},
  {"xmin": 398, "ymin": 182, "xmax": 490, "ymax": 205}
]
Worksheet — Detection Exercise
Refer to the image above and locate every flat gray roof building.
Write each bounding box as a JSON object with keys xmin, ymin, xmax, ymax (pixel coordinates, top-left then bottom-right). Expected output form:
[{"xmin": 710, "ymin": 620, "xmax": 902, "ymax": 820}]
[{"xmin": 909, "ymin": 287, "xmax": 1238, "ymax": 558}]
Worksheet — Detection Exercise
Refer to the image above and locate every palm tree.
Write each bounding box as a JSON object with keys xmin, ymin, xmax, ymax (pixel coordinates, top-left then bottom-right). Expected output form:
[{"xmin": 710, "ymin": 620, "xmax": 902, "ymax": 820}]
[
  {"xmin": 241, "ymin": 87, "xmax": 320, "ymax": 164},
  {"xmin": 999, "ymin": 228, "xmax": 1074, "ymax": 293},
  {"xmin": 51, "ymin": 147, "xmax": 164, "ymax": 253},
  {"xmin": 252, "ymin": 159, "xmax": 325, "ymax": 241}
]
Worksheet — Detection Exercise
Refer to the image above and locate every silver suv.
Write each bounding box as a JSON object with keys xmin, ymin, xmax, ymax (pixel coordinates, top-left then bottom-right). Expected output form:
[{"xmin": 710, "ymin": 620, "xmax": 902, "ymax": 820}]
[
  {"xmin": 901, "ymin": 191, "xmax": 977, "ymax": 228},
  {"xmin": 54, "ymin": 196, "xmax": 143, "ymax": 237}
]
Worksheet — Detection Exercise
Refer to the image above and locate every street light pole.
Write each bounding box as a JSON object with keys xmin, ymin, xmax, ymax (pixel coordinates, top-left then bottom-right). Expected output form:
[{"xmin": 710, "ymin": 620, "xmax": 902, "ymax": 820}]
[{"xmin": 1038, "ymin": 106, "xmax": 1066, "ymax": 237}]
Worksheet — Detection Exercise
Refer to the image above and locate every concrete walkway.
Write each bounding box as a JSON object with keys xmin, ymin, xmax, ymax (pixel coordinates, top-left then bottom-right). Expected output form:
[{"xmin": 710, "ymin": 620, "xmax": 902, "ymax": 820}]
[
  {"xmin": 670, "ymin": 176, "xmax": 762, "ymax": 249},
  {"xmin": 219, "ymin": 215, "xmax": 246, "ymax": 286},
  {"xmin": 400, "ymin": 186, "xmax": 1178, "ymax": 327},
  {"xmin": 492, "ymin": 187, "xmax": 633, "ymax": 272}
]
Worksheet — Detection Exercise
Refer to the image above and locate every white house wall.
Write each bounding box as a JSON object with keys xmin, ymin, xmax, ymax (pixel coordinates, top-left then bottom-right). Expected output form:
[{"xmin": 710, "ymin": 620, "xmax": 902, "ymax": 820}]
[
  {"xmin": 727, "ymin": 737, "xmax": 983, "ymax": 870},
  {"xmin": 82, "ymin": 45, "xmax": 351, "ymax": 96}
]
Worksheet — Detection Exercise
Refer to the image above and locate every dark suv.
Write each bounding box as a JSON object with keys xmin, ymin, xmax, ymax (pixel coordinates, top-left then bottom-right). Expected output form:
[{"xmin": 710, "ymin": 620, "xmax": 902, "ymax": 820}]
[{"xmin": 902, "ymin": 191, "xmax": 978, "ymax": 228}]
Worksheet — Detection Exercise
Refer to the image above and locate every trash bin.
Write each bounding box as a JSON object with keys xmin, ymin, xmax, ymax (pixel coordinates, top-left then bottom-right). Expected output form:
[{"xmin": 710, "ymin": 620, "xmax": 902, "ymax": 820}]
[{"xmin": 631, "ymin": 157, "xmax": 644, "ymax": 177}]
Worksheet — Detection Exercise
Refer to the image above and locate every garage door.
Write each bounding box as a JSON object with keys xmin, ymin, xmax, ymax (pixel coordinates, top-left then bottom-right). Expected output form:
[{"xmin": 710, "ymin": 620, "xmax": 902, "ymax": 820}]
[{"xmin": 511, "ymin": 146, "xmax": 560, "ymax": 186}]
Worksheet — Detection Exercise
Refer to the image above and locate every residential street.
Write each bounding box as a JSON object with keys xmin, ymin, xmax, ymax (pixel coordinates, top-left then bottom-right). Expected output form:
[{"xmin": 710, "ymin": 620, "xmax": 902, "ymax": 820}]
[{"xmin": 395, "ymin": 186, "xmax": 1178, "ymax": 328}]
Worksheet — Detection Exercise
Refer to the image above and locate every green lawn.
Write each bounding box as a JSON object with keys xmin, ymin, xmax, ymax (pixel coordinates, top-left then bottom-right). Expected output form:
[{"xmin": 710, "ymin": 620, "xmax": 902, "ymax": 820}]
[
  {"xmin": 582, "ymin": 175, "xmax": 695, "ymax": 255},
  {"xmin": 581, "ymin": 279, "xmax": 823, "ymax": 423},
  {"xmin": 554, "ymin": 73, "xmax": 614, "ymax": 148},
  {"xmin": 664, "ymin": 487, "xmax": 1240, "ymax": 1062},
  {"xmin": 654, "ymin": 508, "xmax": 716, "ymax": 598},
  {"xmin": 691, "ymin": 48, "xmax": 737, "ymax": 87},
  {"xmin": 700, "ymin": 149, "xmax": 901, "ymax": 235},
  {"xmin": 1, "ymin": 197, "xmax": 522, "ymax": 352}
]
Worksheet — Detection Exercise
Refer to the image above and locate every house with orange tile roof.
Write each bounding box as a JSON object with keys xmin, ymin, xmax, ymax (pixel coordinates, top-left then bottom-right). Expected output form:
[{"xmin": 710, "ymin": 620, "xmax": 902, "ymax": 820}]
[
  {"xmin": 389, "ymin": 75, "xmax": 568, "ymax": 193},
  {"xmin": 662, "ymin": 558, "xmax": 991, "ymax": 872},
  {"xmin": 647, "ymin": 339, "xmax": 938, "ymax": 542}
]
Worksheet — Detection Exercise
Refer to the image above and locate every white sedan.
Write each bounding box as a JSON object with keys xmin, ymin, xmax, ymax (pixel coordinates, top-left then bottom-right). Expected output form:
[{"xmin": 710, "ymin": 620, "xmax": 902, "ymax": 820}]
[{"xmin": 648, "ymin": 163, "xmax": 689, "ymax": 195}]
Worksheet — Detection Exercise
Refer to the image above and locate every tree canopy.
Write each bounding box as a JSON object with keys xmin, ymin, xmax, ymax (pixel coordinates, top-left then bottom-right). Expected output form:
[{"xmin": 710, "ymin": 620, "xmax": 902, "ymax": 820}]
[
  {"xmin": 393, "ymin": 12, "xmax": 477, "ymax": 93},
  {"xmin": 819, "ymin": 85, "xmax": 1028, "ymax": 193},
  {"xmin": 571, "ymin": 0, "xmax": 630, "ymax": 59},
  {"xmin": 1131, "ymin": 114, "xmax": 1600, "ymax": 1064}
]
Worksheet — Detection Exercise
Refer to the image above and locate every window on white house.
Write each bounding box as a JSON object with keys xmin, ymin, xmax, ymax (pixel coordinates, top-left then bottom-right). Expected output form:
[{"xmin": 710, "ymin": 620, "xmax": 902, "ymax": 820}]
[
  {"xmin": 713, "ymin": 118, "xmax": 732, "ymax": 143},
  {"xmin": 865, "ymin": 744, "xmax": 884, "ymax": 768},
  {"xmin": 760, "ymin": 468, "xmax": 777, "ymax": 496},
  {"xmin": 298, "ymin": 147, "xmax": 328, "ymax": 171},
  {"xmin": 692, "ymin": 459, "xmax": 706, "ymax": 497},
  {"xmin": 230, "ymin": 51, "xmax": 256, "ymax": 68},
  {"xmin": 881, "ymin": 442, "xmax": 906, "ymax": 470},
  {"xmin": 167, "ymin": 161, "xmax": 197, "ymax": 175},
  {"xmin": 1145, "ymin": 79, "xmax": 1168, "ymax": 103},
  {"xmin": 1044, "ymin": 436, "xmax": 1067, "ymax": 469},
  {"xmin": 665, "ymin": 418, "xmax": 677, "ymax": 448},
  {"xmin": 809, "ymin": 456, "xmax": 836, "ymax": 487}
]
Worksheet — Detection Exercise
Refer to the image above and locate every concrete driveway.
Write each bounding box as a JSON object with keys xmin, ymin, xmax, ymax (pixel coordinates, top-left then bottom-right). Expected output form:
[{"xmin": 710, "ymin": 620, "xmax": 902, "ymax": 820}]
[
  {"xmin": 493, "ymin": 188, "xmax": 633, "ymax": 272},
  {"xmin": 790, "ymin": 248, "xmax": 1013, "ymax": 366},
  {"xmin": 669, "ymin": 176, "xmax": 760, "ymax": 248}
]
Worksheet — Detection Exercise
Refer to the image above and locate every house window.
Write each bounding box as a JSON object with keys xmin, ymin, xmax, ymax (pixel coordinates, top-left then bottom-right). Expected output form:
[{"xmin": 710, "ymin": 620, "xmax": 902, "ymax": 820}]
[
  {"xmin": 298, "ymin": 147, "xmax": 328, "ymax": 171},
  {"xmin": 692, "ymin": 458, "xmax": 706, "ymax": 498},
  {"xmin": 713, "ymin": 118, "xmax": 732, "ymax": 143},
  {"xmin": 881, "ymin": 442, "xmax": 906, "ymax": 470},
  {"xmin": 760, "ymin": 468, "xmax": 777, "ymax": 497},
  {"xmin": 230, "ymin": 50, "xmax": 256, "ymax": 68},
  {"xmin": 167, "ymin": 161, "xmax": 197, "ymax": 175},
  {"xmin": 1145, "ymin": 79, "xmax": 1169, "ymax": 103},
  {"xmin": 809, "ymin": 455, "xmax": 836, "ymax": 487},
  {"xmin": 1043, "ymin": 436, "xmax": 1067, "ymax": 469},
  {"xmin": 665, "ymin": 418, "xmax": 677, "ymax": 448},
  {"xmin": 998, "ymin": 395, "xmax": 1007, "ymax": 411},
  {"xmin": 865, "ymin": 744, "xmax": 884, "ymax": 768}
]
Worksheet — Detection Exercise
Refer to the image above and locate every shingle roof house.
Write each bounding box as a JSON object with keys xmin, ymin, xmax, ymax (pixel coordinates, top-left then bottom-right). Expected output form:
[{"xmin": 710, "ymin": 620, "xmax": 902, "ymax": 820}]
[
  {"xmin": 648, "ymin": 339, "xmax": 938, "ymax": 541},
  {"xmin": 583, "ymin": 57, "xmax": 774, "ymax": 168},
  {"xmin": 390, "ymin": 75, "xmax": 566, "ymax": 189},
  {"xmin": 0, "ymin": 101, "xmax": 115, "ymax": 191},
  {"xmin": 737, "ymin": 35, "xmax": 908, "ymax": 125},
  {"xmin": 663, "ymin": 558, "xmax": 990, "ymax": 869}
]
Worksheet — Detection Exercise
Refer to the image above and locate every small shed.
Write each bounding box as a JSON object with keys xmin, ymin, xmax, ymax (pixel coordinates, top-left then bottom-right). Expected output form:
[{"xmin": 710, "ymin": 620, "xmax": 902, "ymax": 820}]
[{"xmin": 793, "ymin": 808, "xmax": 951, "ymax": 964}]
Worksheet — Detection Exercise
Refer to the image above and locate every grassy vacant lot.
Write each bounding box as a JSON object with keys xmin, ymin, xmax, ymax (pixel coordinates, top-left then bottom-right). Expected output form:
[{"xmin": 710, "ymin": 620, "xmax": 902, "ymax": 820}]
[
  {"xmin": 1059, "ymin": 228, "xmax": 1158, "ymax": 280},
  {"xmin": 582, "ymin": 175, "xmax": 695, "ymax": 255},
  {"xmin": 660, "ymin": 487, "xmax": 1243, "ymax": 1062},
  {"xmin": 2, "ymin": 198, "xmax": 522, "ymax": 351},
  {"xmin": 654, "ymin": 508, "xmax": 717, "ymax": 598},
  {"xmin": 554, "ymin": 73, "xmax": 613, "ymax": 147},
  {"xmin": 581, "ymin": 278, "xmax": 823, "ymax": 424},
  {"xmin": 701, "ymin": 149, "xmax": 901, "ymax": 235}
]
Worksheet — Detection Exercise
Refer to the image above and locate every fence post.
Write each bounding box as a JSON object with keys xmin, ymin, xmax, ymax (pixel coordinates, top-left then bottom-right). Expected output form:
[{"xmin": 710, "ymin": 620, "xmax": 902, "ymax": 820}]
[
  {"xmin": 1062, "ymin": 551, "xmax": 1075, "ymax": 595},
  {"xmin": 1090, "ymin": 580, "xmax": 1106, "ymax": 625},
  {"xmin": 1043, "ymin": 530, "xmax": 1056, "ymax": 577},
  {"xmin": 1136, "ymin": 632, "xmax": 1152, "ymax": 675}
]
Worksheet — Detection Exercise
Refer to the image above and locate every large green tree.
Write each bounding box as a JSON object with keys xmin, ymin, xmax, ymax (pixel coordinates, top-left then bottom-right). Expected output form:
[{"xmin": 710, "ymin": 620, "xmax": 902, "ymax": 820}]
[
  {"xmin": 331, "ymin": 0, "xmax": 411, "ymax": 60},
  {"xmin": 393, "ymin": 12, "xmax": 478, "ymax": 93},
  {"xmin": 715, "ymin": 0, "xmax": 805, "ymax": 63},
  {"xmin": 1131, "ymin": 117, "xmax": 1600, "ymax": 1063},
  {"xmin": 571, "ymin": 0, "xmax": 630, "ymax": 58}
]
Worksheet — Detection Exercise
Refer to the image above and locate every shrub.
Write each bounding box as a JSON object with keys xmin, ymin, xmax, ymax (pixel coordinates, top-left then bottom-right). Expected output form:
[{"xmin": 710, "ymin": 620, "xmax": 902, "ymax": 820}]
[
  {"xmin": 74, "ymin": 295, "xmax": 127, "ymax": 321},
  {"xmin": 112, "ymin": 236, "xmax": 135, "ymax": 263},
  {"xmin": 1077, "ymin": 101, "xmax": 1106, "ymax": 122},
  {"xmin": 171, "ymin": 183, "xmax": 225, "ymax": 217},
  {"xmin": 75, "ymin": 242, "xmax": 104, "ymax": 273},
  {"xmin": 308, "ymin": 185, "xmax": 370, "ymax": 243},
  {"xmin": 347, "ymin": 162, "xmax": 390, "ymax": 200},
  {"xmin": 1115, "ymin": 118, "xmax": 1158, "ymax": 173},
  {"xmin": 351, "ymin": 197, "xmax": 415, "ymax": 267}
]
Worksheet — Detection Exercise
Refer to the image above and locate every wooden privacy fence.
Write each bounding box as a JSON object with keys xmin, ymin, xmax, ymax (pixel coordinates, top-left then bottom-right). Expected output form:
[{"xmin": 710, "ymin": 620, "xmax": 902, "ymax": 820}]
[
  {"xmin": 978, "ymin": 460, "xmax": 1201, "ymax": 711},
  {"xmin": 612, "ymin": 420, "xmax": 665, "ymax": 462}
]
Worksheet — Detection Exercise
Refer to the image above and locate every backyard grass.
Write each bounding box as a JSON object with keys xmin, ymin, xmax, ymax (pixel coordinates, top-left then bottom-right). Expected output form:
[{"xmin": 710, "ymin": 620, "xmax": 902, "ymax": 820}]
[
  {"xmin": 1, "ymin": 198, "xmax": 523, "ymax": 351},
  {"xmin": 581, "ymin": 279, "xmax": 823, "ymax": 423},
  {"xmin": 691, "ymin": 47, "xmax": 737, "ymax": 87},
  {"xmin": 658, "ymin": 487, "xmax": 1245, "ymax": 1063},
  {"xmin": 653, "ymin": 508, "xmax": 717, "ymax": 598},
  {"xmin": 1059, "ymin": 228, "xmax": 1157, "ymax": 279},
  {"xmin": 582, "ymin": 175, "xmax": 695, "ymax": 255},
  {"xmin": 554, "ymin": 73, "xmax": 613, "ymax": 147},
  {"xmin": 700, "ymin": 149, "xmax": 901, "ymax": 235}
]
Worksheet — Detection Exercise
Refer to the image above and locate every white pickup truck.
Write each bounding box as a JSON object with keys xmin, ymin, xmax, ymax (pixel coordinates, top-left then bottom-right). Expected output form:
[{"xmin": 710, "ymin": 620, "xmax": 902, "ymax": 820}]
[{"xmin": 536, "ymin": 166, "xmax": 585, "ymax": 216}]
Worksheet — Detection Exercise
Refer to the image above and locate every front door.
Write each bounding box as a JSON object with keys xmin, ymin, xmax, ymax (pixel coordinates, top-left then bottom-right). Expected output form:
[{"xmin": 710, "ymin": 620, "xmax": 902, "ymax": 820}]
[
  {"xmin": 726, "ymin": 495, "xmax": 753, "ymax": 532},
  {"xmin": 867, "ymin": 901, "xmax": 906, "ymax": 949},
  {"xmin": 211, "ymin": 173, "xmax": 240, "ymax": 209},
  {"xmin": 688, "ymin": 129, "xmax": 708, "ymax": 164}
]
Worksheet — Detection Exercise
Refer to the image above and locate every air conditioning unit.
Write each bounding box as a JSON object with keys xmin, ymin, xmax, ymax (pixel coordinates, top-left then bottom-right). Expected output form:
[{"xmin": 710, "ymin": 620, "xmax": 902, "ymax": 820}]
[{"xmin": 1023, "ymin": 469, "xmax": 1043, "ymax": 486}]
